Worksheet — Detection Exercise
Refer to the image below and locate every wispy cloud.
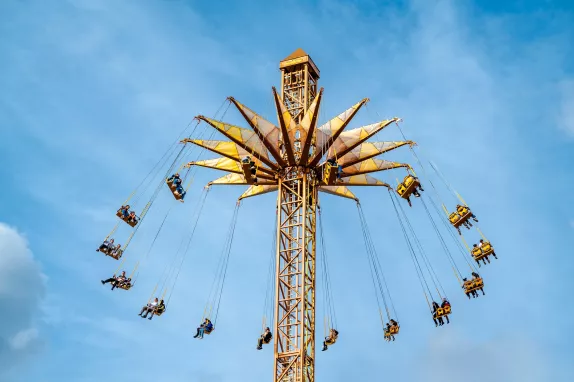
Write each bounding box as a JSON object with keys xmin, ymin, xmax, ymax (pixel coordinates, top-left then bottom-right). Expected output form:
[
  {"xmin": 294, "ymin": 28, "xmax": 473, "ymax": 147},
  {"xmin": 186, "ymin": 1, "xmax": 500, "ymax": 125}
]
[{"xmin": 0, "ymin": 223, "xmax": 46, "ymax": 372}]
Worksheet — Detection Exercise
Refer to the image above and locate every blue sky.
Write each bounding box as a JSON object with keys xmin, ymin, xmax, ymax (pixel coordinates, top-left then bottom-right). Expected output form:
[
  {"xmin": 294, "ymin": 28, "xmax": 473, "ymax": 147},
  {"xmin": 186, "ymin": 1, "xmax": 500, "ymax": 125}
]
[{"xmin": 1, "ymin": 0, "xmax": 573, "ymax": 381}]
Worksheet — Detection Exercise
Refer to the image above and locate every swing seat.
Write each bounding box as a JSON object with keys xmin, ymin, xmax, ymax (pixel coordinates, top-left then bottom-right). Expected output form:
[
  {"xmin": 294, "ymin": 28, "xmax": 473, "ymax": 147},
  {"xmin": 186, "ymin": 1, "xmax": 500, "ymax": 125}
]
[
  {"xmin": 106, "ymin": 249, "xmax": 123, "ymax": 260},
  {"xmin": 435, "ymin": 305, "xmax": 451, "ymax": 318},
  {"xmin": 116, "ymin": 209, "xmax": 139, "ymax": 227},
  {"xmin": 166, "ymin": 179, "xmax": 185, "ymax": 201},
  {"xmin": 448, "ymin": 210, "xmax": 471, "ymax": 228},
  {"xmin": 396, "ymin": 175, "xmax": 420, "ymax": 199},
  {"xmin": 456, "ymin": 205, "xmax": 470, "ymax": 215},
  {"xmin": 472, "ymin": 278, "xmax": 484, "ymax": 289},
  {"xmin": 241, "ymin": 162, "xmax": 257, "ymax": 184},
  {"xmin": 323, "ymin": 163, "xmax": 338, "ymax": 185},
  {"xmin": 154, "ymin": 307, "xmax": 166, "ymax": 317},
  {"xmin": 117, "ymin": 283, "xmax": 132, "ymax": 291},
  {"xmin": 98, "ymin": 245, "xmax": 112, "ymax": 256},
  {"xmin": 464, "ymin": 278, "xmax": 484, "ymax": 293},
  {"xmin": 204, "ymin": 327, "xmax": 214, "ymax": 335},
  {"xmin": 471, "ymin": 244, "xmax": 493, "ymax": 261},
  {"xmin": 434, "ymin": 307, "xmax": 444, "ymax": 318},
  {"xmin": 389, "ymin": 325, "xmax": 399, "ymax": 335},
  {"xmin": 325, "ymin": 337, "xmax": 336, "ymax": 345},
  {"xmin": 481, "ymin": 242, "xmax": 493, "ymax": 254}
]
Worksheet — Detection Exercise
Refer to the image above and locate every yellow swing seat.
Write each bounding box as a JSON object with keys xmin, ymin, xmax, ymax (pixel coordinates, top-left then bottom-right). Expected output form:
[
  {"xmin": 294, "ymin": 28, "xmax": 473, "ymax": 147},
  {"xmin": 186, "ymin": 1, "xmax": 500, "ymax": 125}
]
[
  {"xmin": 154, "ymin": 307, "xmax": 166, "ymax": 317},
  {"xmin": 448, "ymin": 211, "xmax": 471, "ymax": 228},
  {"xmin": 464, "ymin": 278, "xmax": 484, "ymax": 294},
  {"xmin": 471, "ymin": 243, "xmax": 494, "ymax": 261},
  {"xmin": 435, "ymin": 305, "xmax": 452, "ymax": 318},
  {"xmin": 116, "ymin": 209, "xmax": 139, "ymax": 227},
  {"xmin": 166, "ymin": 179, "xmax": 185, "ymax": 201},
  {"xmin": 396, "ymin": 175, "xmax": 420, "ymax": 199},
  {"xmin": 117, "ymin": 283, "xmax": 132, "ymax": 291},
  {"xmin": 325, "ymin": 337, "xmax": 337, "ymax": 345},
  {"xmin": 323, "ymin": 163, "xmax": 338, "ymax": 185},
  {"xmin": 389, "ymin": 325, "xmax": 399, "ymax": 335}
]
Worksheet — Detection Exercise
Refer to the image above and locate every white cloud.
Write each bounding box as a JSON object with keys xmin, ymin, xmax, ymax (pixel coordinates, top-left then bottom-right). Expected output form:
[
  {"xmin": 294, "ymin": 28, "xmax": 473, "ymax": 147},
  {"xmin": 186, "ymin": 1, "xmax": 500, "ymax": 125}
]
[
  {"xmin": 558, "ymin": 80, "xmax": 574, "ymax": 136},
  {"xmin": 10, "ymin": 328, "xmax": 39, "ymax": 350},
  {"xmin": 0, "ymin": 223, "xmax": 46, "ymax": 370}
]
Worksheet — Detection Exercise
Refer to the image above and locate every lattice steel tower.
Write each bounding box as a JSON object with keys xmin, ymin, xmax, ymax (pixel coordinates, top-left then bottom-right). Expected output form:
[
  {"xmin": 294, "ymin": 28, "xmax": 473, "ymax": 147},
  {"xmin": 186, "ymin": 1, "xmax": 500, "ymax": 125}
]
[{"xmin": 274, "ymin": 48, "xmax": 320, "ymax": 382}]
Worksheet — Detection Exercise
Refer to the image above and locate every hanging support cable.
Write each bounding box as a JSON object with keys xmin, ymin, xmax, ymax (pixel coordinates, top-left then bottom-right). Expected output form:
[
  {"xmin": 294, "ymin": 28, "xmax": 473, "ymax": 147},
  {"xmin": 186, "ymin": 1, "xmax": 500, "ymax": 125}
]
[
  {"xmin": 165, "ymin": 186, "xmax": 212, "ymax": 307},
  {"xmin": 388, "ymin": 190, "xmax": 434, "ymax": 312},
  {"xmin": 356, "ymin": 202, "xmax": 397, "ymax": 325},
  {"xmin": 203, "ymin": 201, "xmax": 241, "ymax": 325}
]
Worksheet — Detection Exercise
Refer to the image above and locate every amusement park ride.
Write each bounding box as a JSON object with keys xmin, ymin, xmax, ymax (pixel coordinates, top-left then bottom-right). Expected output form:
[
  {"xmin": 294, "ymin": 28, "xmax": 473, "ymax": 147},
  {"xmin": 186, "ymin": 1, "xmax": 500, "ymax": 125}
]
[{"xmin": 97, "ymin": 49, "xmax": 498, "ymax": 382}]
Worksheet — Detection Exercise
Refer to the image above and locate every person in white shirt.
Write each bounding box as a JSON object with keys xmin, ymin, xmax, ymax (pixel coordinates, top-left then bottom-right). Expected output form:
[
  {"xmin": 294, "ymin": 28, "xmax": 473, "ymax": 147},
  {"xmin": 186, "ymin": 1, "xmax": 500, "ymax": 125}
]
[
  {"xmin": 139, "ymin": 298, "xmax": 159, "ymax": 320},
  {"xmin": 97, "ymin": 238, "xmax": 114, "ymax": 253}
]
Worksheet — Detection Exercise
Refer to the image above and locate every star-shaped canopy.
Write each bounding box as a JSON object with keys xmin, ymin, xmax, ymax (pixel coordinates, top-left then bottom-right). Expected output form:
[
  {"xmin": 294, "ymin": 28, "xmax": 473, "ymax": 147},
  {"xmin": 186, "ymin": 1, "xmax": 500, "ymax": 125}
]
[{"xmin": 182, "ymin": 88, "xmax": 414, "ymax": 201}]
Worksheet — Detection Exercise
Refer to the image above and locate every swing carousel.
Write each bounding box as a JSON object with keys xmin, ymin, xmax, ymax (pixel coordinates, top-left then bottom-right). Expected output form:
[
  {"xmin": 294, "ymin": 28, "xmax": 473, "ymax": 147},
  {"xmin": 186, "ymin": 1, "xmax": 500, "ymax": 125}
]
[{"xmin": 94, "ymin": 49, "xmax": 499, "ymax": 382}]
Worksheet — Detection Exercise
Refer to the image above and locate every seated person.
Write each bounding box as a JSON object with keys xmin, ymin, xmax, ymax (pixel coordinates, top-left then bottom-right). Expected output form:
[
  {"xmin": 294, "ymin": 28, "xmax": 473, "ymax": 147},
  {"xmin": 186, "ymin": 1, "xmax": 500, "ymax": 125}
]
[
  {"xmin": 119, "ymin": 205, "xmax": 131, "ymax": 219},
  {"xmin": 139, "ymin": 297, "xmax": 159, "ymax": 320},
  {"xmin": 432, "ymin": 301, "xmax": 444, "ymax": 326},
  {"xmin": 472, "ymin": 243, "xmax": 489, "ymax": 265},
  {"xmin": 119, "ymin": 277, "xmax": 132, "ymax": 289},
  {"xmin": 175, "ymin": 184, "xmax": 186, "ymax": 200},
  {"xmin": 325, "ymin": 158, "xmax": 343, "ymax": 180},
  {"xmin": 412, "ymin": 176, "xmax": 424, "ymax": 197},
  {"xmin": 472, "ymin": 272, "xmax": 485, "ymax": 296},
  {"xmin": 109, "ymin": 243, "xmax": 122, "ymax": 258},
  {"xmin": 440, "ymin": 298, "xmax": 451, "ymax": 324},
  {"xmin": 127, "ymin": 211, "xmax": 138, "ymax": 225},
  {"xmin": 322, "ymin": 328, "xmax": 339, "ymax": 351},
  {"xmin": 101, "ymin": 271, "xmax": 126, "ymax": 290},
  {"xmin": 193, "ymin": 318, "xmax": 214, "ymax": 339},
  {"xmin": 167, "ymin": 173, "xmax": 182, "ymax": 186},
  {"xmin": 97, "ymin": 238, "xmax": 115, "ymax": 253},
  {"xmin": 479, "ymin": 239, "xmax": 498, "ymax": 259},
  {"xmin": 156, "ymin": 299, "xmax": 166, "ymax": 314},
  {"xmin": 387, "ymin": 320, "xmax": 399, "ymax": 341},
  {"xmin": 257, "ymin": 327, "xmax": 272, "ymax": 350},
  {"xmin": 462, "ymin": 278, "xmax": 477, "ymax": 299},
  {"xmin": 384, "ymin": 323, "xmax": 392, "ymax": 342}
]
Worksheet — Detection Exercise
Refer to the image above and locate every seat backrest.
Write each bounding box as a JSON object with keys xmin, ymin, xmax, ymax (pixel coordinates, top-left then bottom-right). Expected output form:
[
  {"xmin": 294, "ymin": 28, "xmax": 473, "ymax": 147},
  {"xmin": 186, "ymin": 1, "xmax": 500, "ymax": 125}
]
[
  {"xmin": 404, "ymin": 175, "xmax": 414, "ymax": 186},
  {"xmin": 449, "ymin": 213, "xmax": 460, "ymax": 223},
  {"xmin": 397, "ymin": 183, "xmax": 407, "ymax": 196},
  {"xmin": 457, "ymin": 205, "xmax": 468, "ymax": 214},
  {"xmin": 482, "ymin": 243, "xmax": 492, "ymax": 251}
]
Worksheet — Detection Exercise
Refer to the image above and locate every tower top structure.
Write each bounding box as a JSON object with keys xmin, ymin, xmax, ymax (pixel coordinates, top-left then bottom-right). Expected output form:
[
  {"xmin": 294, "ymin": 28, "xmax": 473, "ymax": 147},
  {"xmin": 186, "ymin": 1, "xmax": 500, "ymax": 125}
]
[
  {"xmin": 279, "ymin": 48, "xmax": 320, "ymax": 79},
  {"xmin": 279, "ymin": 48, "xmax": 320, "ymax": 125}
]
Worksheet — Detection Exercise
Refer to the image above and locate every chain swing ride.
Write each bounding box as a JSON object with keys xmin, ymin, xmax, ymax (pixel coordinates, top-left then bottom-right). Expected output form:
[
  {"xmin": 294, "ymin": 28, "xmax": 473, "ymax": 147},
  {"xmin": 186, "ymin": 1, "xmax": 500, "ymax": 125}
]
[{"xmin": 95, "ymin": 49, "xmax": 499, "ymax": 381}]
